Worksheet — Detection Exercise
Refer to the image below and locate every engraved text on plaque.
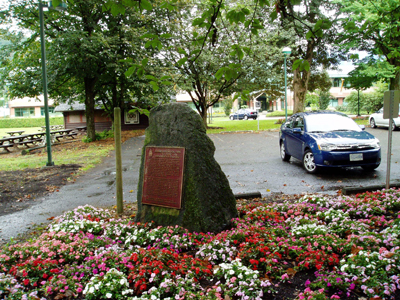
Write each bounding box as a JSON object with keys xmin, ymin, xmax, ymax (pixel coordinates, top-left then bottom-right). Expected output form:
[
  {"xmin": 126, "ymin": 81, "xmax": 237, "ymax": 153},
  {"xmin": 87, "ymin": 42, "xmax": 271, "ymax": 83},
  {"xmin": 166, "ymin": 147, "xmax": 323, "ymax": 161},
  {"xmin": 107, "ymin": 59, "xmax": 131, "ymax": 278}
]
[{"xmin": 142, "ymin": 146, "xmax": 185, "ymax": 209}]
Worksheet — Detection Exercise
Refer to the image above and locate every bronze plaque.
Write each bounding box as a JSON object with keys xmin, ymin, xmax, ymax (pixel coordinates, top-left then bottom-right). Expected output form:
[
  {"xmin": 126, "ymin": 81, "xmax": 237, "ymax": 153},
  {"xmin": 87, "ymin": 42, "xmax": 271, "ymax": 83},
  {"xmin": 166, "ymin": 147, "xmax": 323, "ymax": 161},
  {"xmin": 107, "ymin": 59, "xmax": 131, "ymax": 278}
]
[{"xmin": 142, "ymin": 146, "xmax": 185, "ymax": 209}]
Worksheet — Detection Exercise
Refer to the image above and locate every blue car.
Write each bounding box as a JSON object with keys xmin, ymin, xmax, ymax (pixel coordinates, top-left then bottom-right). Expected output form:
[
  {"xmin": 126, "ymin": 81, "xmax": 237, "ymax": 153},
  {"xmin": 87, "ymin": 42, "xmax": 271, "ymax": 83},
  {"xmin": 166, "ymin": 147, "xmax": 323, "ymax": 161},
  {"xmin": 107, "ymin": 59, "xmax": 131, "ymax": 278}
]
[{"xmin": 279, "ymin": 111, "xmax": 381, "ymax": 173}]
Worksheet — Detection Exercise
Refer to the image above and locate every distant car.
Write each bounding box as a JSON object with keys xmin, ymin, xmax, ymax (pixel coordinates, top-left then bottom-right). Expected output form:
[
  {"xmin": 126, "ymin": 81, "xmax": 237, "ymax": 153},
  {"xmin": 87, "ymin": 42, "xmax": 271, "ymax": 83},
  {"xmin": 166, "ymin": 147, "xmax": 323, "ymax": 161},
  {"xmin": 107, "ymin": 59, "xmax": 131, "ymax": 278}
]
[
  {"xmin": 369, "ymin": 105, "xmax": 400, "ymax": 130},
  {"xmin": 229, "ymin": 109, "xmax": 258, "ymax": 120},
  {"xmin": 279, "ymin": 111, "xmax": 381, "ymax": 173}
]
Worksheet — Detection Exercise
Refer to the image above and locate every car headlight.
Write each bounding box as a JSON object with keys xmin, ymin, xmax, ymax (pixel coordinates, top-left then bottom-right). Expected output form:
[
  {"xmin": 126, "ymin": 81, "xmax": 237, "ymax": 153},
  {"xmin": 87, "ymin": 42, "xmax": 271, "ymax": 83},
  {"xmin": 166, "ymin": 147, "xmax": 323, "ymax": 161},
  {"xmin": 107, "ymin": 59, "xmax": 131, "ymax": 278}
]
[
  {"xmin": 318, "ymin": 143, "xmax": 337, "ymax": 151},
  {"xmin": 369, "ymin": 139, "xmax": 380, "ymax": 149}
]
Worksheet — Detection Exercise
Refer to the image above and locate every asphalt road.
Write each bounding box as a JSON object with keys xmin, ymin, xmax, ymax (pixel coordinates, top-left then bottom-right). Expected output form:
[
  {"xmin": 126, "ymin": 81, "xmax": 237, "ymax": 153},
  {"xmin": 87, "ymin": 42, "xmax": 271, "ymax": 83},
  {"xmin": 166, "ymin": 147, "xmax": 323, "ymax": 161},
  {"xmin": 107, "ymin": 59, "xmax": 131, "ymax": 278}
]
[
  {"xmin": 1, "ymin": 126, "xmax": 399, "ymax": 243},
  {"xmin": 210, "ymin": 127, "xmax": 400, "ymax": 196}
]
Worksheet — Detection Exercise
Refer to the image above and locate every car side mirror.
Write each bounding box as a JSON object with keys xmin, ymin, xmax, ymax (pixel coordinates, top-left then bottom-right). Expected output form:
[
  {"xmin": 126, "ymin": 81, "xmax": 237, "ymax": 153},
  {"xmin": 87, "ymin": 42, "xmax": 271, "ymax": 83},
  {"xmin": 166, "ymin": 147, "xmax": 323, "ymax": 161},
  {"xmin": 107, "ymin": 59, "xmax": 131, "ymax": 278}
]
[
  {"xmin": 359, "ymin": 125, "xmax": 365, "ymax": 130},
  {"xmin": 293, "ymin": 128, "xmax": 302, "ymax": 134}
]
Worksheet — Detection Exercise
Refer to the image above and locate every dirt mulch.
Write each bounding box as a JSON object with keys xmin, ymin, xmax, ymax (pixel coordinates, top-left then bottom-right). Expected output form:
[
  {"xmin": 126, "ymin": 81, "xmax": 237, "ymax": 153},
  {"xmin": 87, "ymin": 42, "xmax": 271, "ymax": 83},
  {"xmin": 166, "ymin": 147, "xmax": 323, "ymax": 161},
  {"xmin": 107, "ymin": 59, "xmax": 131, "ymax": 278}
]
[{"xmin": 0, "ymin": 130, "xmax": 145, "ymax": 217}]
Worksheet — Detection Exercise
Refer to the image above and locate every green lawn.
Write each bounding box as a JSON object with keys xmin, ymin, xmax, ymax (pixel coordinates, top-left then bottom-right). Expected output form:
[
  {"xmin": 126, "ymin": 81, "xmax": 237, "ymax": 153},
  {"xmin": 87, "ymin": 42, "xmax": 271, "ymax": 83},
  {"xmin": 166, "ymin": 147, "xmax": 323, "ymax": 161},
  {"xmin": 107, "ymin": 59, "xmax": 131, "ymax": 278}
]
[
  {"xmin": 0, "ymin": 127, "xmax": 43, "ymax": 138},
  {"xmin": 206, "ymin": 117, "xmax": 282, "ymax": 133}
]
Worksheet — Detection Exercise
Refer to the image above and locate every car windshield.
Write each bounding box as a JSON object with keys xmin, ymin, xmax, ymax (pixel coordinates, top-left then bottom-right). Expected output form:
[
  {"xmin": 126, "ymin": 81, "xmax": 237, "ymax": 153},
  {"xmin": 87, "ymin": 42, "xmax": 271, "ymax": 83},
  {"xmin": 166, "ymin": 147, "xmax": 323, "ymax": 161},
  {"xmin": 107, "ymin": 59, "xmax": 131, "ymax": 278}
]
[{"xmin": 305, "ymin": 114, "xmax": 362, "ymax": 132}]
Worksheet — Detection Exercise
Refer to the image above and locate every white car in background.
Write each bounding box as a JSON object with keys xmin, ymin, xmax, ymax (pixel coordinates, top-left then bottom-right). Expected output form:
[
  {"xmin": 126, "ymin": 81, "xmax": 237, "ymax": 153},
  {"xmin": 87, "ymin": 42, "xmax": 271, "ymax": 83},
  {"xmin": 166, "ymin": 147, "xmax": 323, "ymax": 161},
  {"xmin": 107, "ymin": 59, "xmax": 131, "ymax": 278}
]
[{"xmin": 369, "ymin": 105, "xmax": 400, "ymax": 131}]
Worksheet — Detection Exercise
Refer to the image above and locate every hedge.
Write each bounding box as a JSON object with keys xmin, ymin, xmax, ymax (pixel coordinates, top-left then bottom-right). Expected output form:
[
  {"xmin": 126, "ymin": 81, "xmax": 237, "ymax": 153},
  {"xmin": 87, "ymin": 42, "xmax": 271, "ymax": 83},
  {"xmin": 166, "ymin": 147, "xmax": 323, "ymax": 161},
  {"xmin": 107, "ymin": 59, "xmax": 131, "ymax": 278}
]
[{"xmin": 0, "ymin": 117, "xmax": 64, "ymax": 129}]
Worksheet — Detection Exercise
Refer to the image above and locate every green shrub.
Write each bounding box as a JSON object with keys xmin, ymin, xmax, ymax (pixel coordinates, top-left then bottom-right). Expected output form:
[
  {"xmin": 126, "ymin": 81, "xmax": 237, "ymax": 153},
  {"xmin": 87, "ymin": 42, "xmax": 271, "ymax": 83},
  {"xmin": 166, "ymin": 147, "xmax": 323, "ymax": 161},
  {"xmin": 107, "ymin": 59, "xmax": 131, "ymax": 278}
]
[
  {"xmin": 0, "ymin": 117, "xmax": 63, "ymax": 128},
  {"xmin": 82, "ymin": 130, "xmax": 114, "ymax": 143}
]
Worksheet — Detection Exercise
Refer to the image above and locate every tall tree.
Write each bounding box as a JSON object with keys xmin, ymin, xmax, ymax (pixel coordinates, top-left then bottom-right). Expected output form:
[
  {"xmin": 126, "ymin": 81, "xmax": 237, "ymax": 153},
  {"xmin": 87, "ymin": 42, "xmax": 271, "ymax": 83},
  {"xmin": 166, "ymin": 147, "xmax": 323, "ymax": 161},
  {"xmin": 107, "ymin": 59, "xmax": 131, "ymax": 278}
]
[
  {"xmin": 0, "ymin": 0, "xmax": 172, "ymax": 140},
  {"xmin": 138, "ymin": 0, "xmax": 286, "ymax": 126},
  {"xmin": 276, "ymin": 0, "xmax": 345, "ymax": 113},
  {"xmin": 346, "ymin": 62, "xmax": 376, "ymax": 115},
  {"xmin": 338, "ymin": 0, "xmax": 400, "ymax": 90}
]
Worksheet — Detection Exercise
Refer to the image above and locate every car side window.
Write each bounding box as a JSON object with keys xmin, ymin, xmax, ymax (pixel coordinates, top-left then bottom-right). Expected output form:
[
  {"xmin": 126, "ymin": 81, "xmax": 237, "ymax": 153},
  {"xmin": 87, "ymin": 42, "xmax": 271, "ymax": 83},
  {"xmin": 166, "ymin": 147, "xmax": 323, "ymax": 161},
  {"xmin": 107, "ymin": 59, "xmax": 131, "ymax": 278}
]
[
  {"xmin": 293, "ymin": 116, "xmax": 304, "ymax": 130},
  {"xmin": 284, "ymin": 116, "xmax": 294, "ymax": 129}
]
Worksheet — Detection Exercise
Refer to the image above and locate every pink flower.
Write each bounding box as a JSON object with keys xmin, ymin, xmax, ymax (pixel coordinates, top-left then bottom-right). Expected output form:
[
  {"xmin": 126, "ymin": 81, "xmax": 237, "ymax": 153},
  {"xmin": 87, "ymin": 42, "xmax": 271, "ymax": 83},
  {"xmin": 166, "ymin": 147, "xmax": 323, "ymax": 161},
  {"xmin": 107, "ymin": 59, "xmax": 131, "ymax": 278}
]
[
  {"xmin": 281, "ymin": 273, "xmax": 289, "ymax": 280},
  {"xmin": 230, "ymin": 277, "xmax": 237, "ymax": 283}
]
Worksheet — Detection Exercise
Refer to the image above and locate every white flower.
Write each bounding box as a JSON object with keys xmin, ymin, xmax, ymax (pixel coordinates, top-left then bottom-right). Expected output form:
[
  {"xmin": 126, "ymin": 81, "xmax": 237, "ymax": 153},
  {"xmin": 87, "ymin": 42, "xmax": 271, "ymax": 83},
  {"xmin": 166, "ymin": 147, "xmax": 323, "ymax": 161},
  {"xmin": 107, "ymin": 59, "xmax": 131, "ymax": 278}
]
[
  {"xmin": 340, "ymin": 264, "xmax": 348, "ymax": 272},
  {"xmin": 106, "ymin": 293, "xmax": 112, "ymax": 298},
  {"xmin": 88, "ymin": 287, "xmax": 95, "ymax": 294}
]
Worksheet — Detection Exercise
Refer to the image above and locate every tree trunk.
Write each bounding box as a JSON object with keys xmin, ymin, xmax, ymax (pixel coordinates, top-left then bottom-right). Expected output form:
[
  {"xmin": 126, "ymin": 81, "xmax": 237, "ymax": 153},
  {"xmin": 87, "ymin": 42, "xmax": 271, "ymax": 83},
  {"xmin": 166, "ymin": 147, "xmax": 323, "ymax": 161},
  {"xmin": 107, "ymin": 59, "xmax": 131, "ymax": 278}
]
[
  {"xmin": 292, "ymin": 41, "xmax": 314, "ymax": 114},
  {"xmin": 199, "ymin": 99, "xmax": 208, "ymax": 128},
  {"xmin": 84, "ymin": 77, "xmax": 97, "ymax": 141},
  {"xmin": 292, "ymin": 68, "xmax": 309, "ymax": 113},
  {"xmin": 390, "ymin": 69, "xmax": 400, "ymax": 90}
]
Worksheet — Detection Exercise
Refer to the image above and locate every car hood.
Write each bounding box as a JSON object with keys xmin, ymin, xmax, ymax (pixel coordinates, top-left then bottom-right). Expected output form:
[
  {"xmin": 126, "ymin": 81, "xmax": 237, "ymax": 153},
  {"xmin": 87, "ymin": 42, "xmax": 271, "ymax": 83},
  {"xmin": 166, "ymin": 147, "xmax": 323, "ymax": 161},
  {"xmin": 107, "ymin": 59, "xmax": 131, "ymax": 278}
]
[{"xmin": 308, "ymin": 131, "xmax": 377, "ymax": 145}]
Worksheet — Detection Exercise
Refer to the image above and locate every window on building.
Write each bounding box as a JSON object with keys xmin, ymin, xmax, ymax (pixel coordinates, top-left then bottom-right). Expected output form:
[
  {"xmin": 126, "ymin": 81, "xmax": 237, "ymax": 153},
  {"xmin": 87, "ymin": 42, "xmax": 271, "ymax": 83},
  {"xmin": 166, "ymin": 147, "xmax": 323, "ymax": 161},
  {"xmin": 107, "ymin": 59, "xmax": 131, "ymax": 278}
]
[
  {"xmin": 15, "ymin": 107, "xmax": 35, "ymax": 117},
  {"xmin": 330, "ymin": 99, "xmax": 339, "ymax": 107},
  {"xmin": 332, "ymin": 78, "xmax": 344, "ymax": 88},
  {"xmin": 40, "ymin": 107, "xmax": 55, "ymax": 116}
]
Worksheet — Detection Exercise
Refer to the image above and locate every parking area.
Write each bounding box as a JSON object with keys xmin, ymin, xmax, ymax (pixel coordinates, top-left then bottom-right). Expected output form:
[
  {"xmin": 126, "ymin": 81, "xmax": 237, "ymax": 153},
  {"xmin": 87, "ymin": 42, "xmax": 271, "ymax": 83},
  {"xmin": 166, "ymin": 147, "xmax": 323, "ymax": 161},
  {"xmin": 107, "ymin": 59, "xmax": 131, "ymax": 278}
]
[{"xmin": 210, "ymin": 127, "xmax": 400, "ymax": 196}]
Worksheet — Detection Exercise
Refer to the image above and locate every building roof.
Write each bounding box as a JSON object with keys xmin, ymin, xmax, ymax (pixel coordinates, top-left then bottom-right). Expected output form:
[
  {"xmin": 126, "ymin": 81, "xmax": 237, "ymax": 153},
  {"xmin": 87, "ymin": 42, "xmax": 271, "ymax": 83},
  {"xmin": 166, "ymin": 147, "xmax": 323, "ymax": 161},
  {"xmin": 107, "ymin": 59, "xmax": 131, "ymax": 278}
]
[{"xmin": 54, "ymin": 101, "xmax": 103, "ymax": 112}]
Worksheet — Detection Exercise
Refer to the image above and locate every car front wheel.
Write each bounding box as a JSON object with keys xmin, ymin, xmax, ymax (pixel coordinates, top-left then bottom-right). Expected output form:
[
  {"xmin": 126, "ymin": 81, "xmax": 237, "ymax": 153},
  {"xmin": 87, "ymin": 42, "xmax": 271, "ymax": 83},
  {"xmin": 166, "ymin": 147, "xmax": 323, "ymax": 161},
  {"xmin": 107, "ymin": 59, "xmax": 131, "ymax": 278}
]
[
  {"xmin": 230, "ymin": 116, "xmax": 234, "ymax": 120},
  {"xmin": 370, "ymin": 118, "xmax": 377, "ymax": 128},
  {"xmin": 280, "ymin": 142, "xmax": 291, "ymax": 161},
  {"xmin": 244, "ymin": 115, "xmax": 248, "ymax": 120},
  {"xmin": 392, "ymin": 121, "xmax": 397, "ymax": 131},
  {"xmin": 303, "ymin": 150, "xmax": 318, "ymax": 173}
]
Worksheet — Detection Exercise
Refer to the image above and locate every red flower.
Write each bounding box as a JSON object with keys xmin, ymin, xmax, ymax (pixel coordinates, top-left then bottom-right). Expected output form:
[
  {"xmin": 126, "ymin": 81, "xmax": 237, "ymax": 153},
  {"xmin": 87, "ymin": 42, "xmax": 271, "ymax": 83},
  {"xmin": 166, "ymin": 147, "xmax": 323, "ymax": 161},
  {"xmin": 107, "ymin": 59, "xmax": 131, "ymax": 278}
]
[{"xmin": 23, "ymin": 279, "xmax": 30, "ymax": 286}]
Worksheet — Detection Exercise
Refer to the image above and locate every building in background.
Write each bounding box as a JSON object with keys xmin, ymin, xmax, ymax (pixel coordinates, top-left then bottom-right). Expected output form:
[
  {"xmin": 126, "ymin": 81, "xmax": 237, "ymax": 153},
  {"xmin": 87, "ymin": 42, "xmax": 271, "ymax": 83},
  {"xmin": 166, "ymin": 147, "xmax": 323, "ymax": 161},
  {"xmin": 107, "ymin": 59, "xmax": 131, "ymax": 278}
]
[
  {"xmin": 54, "ymin": 101, "xmax": 149, "ymax": 131},
  {"xmin": 8, "ymin": 96, "xmax": 61, "ymax": 118}
]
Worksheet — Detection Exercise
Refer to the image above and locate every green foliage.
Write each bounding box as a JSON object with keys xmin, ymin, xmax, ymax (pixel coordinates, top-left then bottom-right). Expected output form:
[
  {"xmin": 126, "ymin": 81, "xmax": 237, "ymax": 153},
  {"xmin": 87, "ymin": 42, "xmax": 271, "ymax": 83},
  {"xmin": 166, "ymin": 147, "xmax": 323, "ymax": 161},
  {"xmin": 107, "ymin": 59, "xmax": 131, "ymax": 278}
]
[
  {"xmin": 279, "ymin": 0, "xmax": 343, "ymax": 113},
  {"xmin": 346, "ymin": 62, "xmax": 376, "ymax": 91},
  {"xmin": 292, "ymin": 59, "xmax": 310, "ymax": 72},
  {"xmin": 82, "ymin": 130, "xmax": 114, "ymax": 143},
  {"xmin": 1, "ymin": 0, "xmax": 174, "ymax": 143},
  {"xmin": 305, "ymin": 91, "xmax": 332, "ymax": 110},
  {"xmin": 338, "ymin": 0, "xmax": 400, "ymax": 89},
  {"xmin": 344, "ymin": 82, "xmax": 387, "ymax": 114},
  {"xmin": 223, "ymin": 97, "xmax": 234, "ymax": 116},
  {"xmin": 344, "ymin": 91, "xmax": 366, "ymax": 114},
  {"xmin": 305, "ymin": 93, "xmax": 319, "ymax": 109},
  {"xmin": 0, "ymin": 117, "xmax": 63, "ymax": 129},
  {"xmin": 319, "ymin": 90, "xmax": 331, "ymax": 110},
  {"xmin": 308, "ymin": 71, "xmax": 332, "ymax": 93}
]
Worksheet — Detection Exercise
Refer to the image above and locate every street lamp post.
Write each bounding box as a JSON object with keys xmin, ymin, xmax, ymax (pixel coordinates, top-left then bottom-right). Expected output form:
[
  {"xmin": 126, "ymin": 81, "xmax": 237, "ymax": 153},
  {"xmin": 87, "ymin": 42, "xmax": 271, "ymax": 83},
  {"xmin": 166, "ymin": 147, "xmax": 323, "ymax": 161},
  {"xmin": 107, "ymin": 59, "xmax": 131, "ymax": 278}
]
[
  {"xmin": 39, "ymin": 0, "xmax": 66, "ymax": 166},
  {"xmin": 39, "ymin": 0, "xmax": 53, "ymax": 166},
  {"xmin": 282, "ymin": 47, "xmax": 291, "ymax": 122}
]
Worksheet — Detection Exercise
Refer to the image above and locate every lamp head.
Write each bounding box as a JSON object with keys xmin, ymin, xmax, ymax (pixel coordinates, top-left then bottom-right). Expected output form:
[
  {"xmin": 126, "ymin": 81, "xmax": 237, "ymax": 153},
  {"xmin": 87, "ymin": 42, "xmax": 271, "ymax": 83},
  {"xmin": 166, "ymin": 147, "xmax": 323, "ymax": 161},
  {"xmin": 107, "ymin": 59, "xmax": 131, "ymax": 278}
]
[
  {"xmin": 282, "ymin": 47, "xmax": 291, "ymax": 56},
  {"xmin": 40, "ymin": 0, "xmax": 67, "ymax": 11},
  {"xmin": 49, "ymin": 1, "xmax": 67, "ymax": 11}
]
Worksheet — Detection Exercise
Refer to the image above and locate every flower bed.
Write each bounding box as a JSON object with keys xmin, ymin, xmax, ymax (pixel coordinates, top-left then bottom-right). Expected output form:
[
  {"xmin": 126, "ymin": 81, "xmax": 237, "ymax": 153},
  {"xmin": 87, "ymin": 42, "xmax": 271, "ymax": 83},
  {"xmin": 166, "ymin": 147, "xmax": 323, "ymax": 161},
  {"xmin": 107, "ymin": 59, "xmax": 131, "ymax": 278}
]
[{"xmin": 1, "ymin": 189, "xmax": 400, "ymax": 299}]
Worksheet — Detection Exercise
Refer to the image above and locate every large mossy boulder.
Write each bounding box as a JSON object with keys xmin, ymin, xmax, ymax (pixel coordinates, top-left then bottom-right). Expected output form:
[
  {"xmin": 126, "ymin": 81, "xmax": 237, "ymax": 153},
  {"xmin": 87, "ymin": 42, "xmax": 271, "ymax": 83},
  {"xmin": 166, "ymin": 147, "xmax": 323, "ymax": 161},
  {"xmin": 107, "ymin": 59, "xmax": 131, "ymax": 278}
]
[{"xmin": 136, "ymin": 103, "xmax": 237, "ymax": 233}]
